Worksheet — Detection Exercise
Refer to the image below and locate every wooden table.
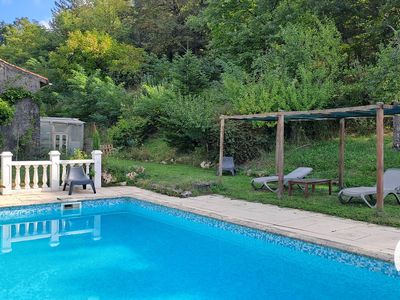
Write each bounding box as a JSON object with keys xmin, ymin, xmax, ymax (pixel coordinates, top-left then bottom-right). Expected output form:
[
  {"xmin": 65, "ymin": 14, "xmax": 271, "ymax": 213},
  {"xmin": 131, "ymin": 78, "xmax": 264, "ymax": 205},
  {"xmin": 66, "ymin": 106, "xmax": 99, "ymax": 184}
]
[{"xmin": 288, "ymin": 179, "xmax": 332, "ymax": 198}]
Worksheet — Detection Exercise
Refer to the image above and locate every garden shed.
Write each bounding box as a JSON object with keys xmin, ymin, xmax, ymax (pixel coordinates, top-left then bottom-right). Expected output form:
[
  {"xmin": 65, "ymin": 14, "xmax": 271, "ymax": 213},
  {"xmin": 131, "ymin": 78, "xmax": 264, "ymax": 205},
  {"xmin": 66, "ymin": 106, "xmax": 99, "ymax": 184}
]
[{"xmin": 40, "ymin": 117, "xmax": 85, "ymax": 154}]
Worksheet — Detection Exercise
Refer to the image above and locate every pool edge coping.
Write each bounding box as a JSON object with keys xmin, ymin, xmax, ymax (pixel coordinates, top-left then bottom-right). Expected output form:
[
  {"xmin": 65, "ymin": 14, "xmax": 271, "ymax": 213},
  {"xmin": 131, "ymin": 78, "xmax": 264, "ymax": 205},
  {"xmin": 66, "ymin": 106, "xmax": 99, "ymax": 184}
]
[{"xmin": 0, "ymin": 193, "xmax": 395, "ymax": 263}]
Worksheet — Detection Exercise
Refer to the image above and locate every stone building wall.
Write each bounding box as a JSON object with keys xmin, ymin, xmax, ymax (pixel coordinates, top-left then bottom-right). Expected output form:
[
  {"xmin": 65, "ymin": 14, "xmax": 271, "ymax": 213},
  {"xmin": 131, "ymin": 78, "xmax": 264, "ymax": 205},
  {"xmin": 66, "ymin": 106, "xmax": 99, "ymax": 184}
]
[
  {"xmin": 0, "ymin": 60, "xmax": 47, "ymax": 158},
  {"xmin": 0, "ymin": 98, "xmax": 40, "ymax": 158},
  {"xmin": 0, "ymin": 60, "xmax": 47, "ymax": 93}
]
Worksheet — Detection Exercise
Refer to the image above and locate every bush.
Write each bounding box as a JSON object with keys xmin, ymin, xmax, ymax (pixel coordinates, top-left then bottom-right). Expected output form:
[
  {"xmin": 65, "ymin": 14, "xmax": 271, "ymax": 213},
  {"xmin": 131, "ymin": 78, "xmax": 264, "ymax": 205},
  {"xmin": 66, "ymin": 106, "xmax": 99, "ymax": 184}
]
[
  {"xmin": 222, "ymin": 122, "xmax": 271, "ymax": 164},
  {"xmin": 92, "ymin": 126, "xmax": 101, "ymax": 150},
  {"xmin": 109, "ymin": 116, "xmax": 149, "ymax": 147},
  {"xmin": 0, "ymin": 99, "xmax": 14, "ymax": 125},
  {"xmin": 159, "ymin": 93, "xmax": 218, "ymax": 152}
]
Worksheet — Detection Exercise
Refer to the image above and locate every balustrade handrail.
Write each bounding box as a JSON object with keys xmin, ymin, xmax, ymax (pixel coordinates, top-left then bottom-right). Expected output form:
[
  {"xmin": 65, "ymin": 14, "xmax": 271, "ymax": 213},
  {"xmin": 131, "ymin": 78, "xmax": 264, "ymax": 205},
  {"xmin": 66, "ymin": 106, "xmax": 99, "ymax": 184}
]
[
  {"xmin": 11, "ymin": 161, "xmax": 52, "ymax": 166},
  {"xmin": 59, "ymin": 159, "xmax": 94, "ymax": 164}
]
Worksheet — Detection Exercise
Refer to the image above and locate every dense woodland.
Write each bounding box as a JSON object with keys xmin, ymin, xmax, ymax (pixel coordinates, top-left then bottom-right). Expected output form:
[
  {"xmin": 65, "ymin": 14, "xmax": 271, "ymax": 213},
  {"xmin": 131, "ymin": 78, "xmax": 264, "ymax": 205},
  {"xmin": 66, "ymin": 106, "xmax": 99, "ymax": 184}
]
[{"xmin": 1, "ymin": 0, "xmax": 400, "ymax": 162}]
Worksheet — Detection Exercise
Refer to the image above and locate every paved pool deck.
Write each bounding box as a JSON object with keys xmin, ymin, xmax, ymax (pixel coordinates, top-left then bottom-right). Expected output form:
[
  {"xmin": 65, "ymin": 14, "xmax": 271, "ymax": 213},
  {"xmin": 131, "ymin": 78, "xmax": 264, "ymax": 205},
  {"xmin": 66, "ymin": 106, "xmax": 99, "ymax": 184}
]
[{"xmin": 0, "ymin": 186, "xmax": 399, "ymax": 262}]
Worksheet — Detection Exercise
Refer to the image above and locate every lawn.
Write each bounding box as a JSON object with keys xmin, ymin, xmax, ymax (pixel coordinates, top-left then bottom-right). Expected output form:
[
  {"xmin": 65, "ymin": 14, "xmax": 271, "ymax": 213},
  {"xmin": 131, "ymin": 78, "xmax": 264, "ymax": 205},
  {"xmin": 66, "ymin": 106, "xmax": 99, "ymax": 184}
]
[{"xmin": 104, "ymin": 135, "xmax": 400, "ymax": 228}]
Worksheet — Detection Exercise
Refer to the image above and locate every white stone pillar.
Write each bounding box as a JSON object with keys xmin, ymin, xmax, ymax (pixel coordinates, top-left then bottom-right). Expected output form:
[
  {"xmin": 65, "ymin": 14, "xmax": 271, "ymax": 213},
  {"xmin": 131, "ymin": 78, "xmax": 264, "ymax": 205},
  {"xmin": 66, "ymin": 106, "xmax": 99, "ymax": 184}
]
[
  {"xmin": 0, "ymin": 152, "xmax": 13, "ymax": 195},
  {"xmin": 91, "ymin": 150, "xmax": 102, "ymax": 188},
  {"xmin": 49, "ymin": 151, "xmax": 61, "ymax": 191}
]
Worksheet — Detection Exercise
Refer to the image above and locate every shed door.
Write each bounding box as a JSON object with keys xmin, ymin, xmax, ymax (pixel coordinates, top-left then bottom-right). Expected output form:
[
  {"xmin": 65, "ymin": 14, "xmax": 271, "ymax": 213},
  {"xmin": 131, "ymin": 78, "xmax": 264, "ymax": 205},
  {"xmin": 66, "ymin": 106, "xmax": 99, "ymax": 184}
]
[{"xmin": 53, "ymin": 133, "xmax": 68, "ymax": 152}]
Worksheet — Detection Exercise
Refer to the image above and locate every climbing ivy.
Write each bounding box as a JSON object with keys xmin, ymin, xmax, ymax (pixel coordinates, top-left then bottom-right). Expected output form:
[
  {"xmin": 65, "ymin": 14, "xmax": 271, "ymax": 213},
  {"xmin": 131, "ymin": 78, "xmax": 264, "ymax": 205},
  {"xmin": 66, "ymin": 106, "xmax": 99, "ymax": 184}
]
[
  {"xmin": 0, "ymin": 98, "xmax": 14, "ymax": 126},
  {"xmin": 0, "ymin": 87, "xmax": 36, "ymax": 105}
]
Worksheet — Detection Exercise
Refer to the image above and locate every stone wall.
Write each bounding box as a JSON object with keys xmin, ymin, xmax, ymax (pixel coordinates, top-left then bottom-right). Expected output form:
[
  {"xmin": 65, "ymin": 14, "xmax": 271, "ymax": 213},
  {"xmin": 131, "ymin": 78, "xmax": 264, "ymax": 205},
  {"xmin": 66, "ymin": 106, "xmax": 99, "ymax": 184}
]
[
  {"xmin": 0, "ymin": 61, "xmax": 45, "ymax": 93},
  {"xmin": 0, "ymin": 98, "xmax": 40, "ymax": 158}
]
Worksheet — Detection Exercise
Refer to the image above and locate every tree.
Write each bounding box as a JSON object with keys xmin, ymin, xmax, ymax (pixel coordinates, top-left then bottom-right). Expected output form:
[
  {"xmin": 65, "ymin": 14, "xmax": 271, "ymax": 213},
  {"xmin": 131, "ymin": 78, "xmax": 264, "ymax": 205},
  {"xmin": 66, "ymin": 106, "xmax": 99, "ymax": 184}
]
[
  {"xmin": 59, "ymin": 68, "xmax": 129, "ymax": 127},
  {"xmin": 49, "ymin": 30, "xmax": 145, "ymax": 85},
  {"xmin": 364, "ymin": 30, "xmax": 400, "ymax": 149},
  {"xmin": 52, "ymin": 0, "xmax": 134, "ymax": 41},
  {"xmin": 227, "ymin": 16, "xmax": 344, "ymax": 115},
  {"xmin": 200, "ymin": 0, "xmax": 274, "ymax": 69},
  {"xmin": 0, "ymin": 18, "xmax": 53, "ymax": 66},
  {"xmin": 171, "ymin": 50, "xmax": 210, "ymax": 94},
  {"xmin": 131, "ymin": 0, "xmax": 206, "ymax": 57}
]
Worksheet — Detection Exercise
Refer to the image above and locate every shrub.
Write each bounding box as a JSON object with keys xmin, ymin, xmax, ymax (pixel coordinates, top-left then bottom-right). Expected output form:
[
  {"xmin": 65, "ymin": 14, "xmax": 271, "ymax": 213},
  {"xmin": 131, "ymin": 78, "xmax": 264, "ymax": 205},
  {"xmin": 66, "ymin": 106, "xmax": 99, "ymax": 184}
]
[
  {"xmin": 92, "ymin": 126, "xmax": 101, "ymax": 150},
  {"xmin": 159, "ymin": 93, "xmax": 218, "ymax": 152},
  {"xmin": 109, "ymin": 116, "xmax": 149, "ymax": 147},
  {"xmin": 0, "ymin": 99, "xmax": 14, "ymax": 125},
  {"xmin": 69, "ymin": 148, "xmax": 88, "ymax": 160}
]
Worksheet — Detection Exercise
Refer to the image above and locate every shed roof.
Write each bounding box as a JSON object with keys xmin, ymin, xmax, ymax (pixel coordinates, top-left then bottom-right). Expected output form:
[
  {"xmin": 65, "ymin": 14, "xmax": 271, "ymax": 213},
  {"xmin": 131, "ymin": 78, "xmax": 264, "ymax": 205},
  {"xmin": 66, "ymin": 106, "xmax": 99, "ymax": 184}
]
[
  {"xmin": 222, "ymin": 104, "xmax": 400, "ymax": 122},
  {"xmin": 0, "ymin": 58, "xmax": 49, "ymax": 84},
  {"xmin": 40, "ymin": 117, "xmax": 85, "ymax": 125}
]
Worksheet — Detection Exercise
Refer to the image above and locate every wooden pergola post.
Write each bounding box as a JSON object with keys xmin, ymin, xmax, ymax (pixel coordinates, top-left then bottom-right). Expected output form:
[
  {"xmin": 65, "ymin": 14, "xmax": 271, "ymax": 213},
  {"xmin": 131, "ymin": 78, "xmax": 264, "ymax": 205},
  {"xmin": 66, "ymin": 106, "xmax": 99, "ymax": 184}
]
[
  {"xmin": 218, "ymin": 117, "xmax": 225, "ymax": 177},
  {"xmin": 376, "ymin": 103, "xmax": 384, "ymax": 210},
  {"xmin": 276, "ymin": 113, "xmax": 285, "ymax": 199},
  {"xmin": 338, "ymin": 119, "xmax": 345, "ymax": 189}
]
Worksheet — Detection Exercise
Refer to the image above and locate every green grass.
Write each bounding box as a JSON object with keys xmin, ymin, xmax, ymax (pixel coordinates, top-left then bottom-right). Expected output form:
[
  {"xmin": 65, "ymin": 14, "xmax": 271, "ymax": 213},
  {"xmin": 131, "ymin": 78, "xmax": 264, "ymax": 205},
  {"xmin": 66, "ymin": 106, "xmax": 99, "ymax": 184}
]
[{"xmin": 104, "ymin": 135, "xmax": 400, "ymax": 228}]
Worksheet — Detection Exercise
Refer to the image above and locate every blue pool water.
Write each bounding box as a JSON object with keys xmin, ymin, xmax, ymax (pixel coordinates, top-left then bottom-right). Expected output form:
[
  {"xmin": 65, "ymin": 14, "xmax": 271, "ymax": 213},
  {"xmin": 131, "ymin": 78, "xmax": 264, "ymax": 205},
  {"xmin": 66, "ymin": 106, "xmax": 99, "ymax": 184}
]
[{"xmin": 0, "ymin": 198, "xmax": 399, "ymax": 299}]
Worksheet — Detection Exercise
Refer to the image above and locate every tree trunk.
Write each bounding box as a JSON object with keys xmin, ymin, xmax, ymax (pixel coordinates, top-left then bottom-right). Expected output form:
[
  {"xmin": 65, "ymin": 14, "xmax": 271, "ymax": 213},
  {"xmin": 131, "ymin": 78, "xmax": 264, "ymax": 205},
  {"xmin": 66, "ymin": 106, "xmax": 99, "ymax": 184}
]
[{"xmin": 393, "ymin": 115, "xmax": 400, "ymax": 150}]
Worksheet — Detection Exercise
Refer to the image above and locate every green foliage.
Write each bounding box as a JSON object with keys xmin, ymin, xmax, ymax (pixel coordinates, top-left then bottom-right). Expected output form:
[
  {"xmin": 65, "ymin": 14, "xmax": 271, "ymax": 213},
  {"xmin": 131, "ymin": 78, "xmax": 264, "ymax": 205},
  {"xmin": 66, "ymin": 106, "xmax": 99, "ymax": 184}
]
[
  {"xmin": 69, "ymin": 148, "xmax": 88, "ymax": 160},
  {"xmin": 0, "ymin": 18, "xmax": 53, "ymax": 65},
  {"xmin": 364, "ymin": 33, "xmax": 400, "ymax": 103},
  {"xmin": 248, "ymin": 18, "xmax": 343, "ymax": 112},
  {"xmin": 0, "ymin": 99, "xmax": 14, "ymax": 125},
  {"xmin": 200, "ymin": 0, "xmax": 274, "ymax": 68},
  {"xmin": 49, "ymin": 30, "xmax": 145, "ymax": 83},
  {"xmin": 223, "ymin": 122, "xmax": 271, "ymax": 163},
  {"xmin": 109, "ymin": 116, "xmax": 149, "ymax": 148},
  {"xmin": 130, "ymin": 0, "xmax": 206, "ymax": 56},
  {"xmin": 159, "ymin": 93, "xmax": 217, "ymax": 152},
  {"xmin": 59, "ymin": 68, "xmax": 129, "ymax": 127},
  {"xmin": 54, "ymin": 0, "xmax": 133, "ymax": 39},
  {"xmin": 171, "ymin": 50, "xmax": 210, "ymax": 94},
  {"xmin": 0, "ymin": 87, "xmax": 34, "ymax": 105},
  {"xmin": 92, "ymin": 126, "xmax": 101, "ymax": 150}
]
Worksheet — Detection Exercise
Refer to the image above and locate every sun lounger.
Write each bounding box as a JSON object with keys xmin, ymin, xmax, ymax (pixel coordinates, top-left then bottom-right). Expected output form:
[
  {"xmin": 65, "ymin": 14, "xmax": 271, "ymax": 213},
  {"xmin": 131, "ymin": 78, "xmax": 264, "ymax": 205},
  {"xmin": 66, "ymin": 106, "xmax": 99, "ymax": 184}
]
[
  {"xmin": 251, "ymin": 167, "xmax": 313, "ymax": 192},
  {"xmin": 338, "ymin": 168, "xmax": 400, "ymax": 208}
]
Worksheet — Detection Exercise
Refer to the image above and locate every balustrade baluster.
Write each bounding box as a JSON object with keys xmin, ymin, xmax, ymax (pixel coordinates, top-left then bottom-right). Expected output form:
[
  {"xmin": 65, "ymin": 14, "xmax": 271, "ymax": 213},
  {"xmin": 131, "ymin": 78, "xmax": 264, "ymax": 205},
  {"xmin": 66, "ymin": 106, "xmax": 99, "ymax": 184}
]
[
  {"xmin": 33, "ymin": 222, "xmax": 38, "ymax": 234},
  {"xmin": 24, "ymin": 165, "xmax": 31, "ymax": 189},
  {"xmin": 15, "ymin": 165, "xmax": 21, "ymax": 190},
  {"xmin": 61, "ymin": 164, "xmax": 67, "ymax": 186},
  {"xmin": 42, "ymin": 165, "xmax": 48, "ymax": 188},
  {"xmin": 85, "ymin": 163, "xmax": 90, "ymax": 175},
  {"xmin": 33, "ymin": 165, "xmax": 39, "ymax": 189}
]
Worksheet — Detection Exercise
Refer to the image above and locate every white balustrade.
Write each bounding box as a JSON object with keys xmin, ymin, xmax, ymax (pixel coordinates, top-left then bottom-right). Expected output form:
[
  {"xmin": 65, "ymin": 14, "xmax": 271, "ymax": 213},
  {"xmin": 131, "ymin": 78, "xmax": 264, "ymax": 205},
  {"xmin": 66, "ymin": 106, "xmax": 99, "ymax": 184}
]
[
  {"xmin": 10, "ymin": 161, "xmax": 51, "ymax": 192},
  {"xmin": 0, "ymin": 150, "xmax": 102, "ymax": 195}
]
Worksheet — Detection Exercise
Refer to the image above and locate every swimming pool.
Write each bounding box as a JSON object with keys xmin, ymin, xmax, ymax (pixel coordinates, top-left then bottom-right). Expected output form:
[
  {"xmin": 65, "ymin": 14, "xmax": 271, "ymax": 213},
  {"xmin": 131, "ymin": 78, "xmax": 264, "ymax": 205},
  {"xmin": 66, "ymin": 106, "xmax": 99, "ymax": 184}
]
[{"xmin": 0, "ymin": 197, "xmax": 399, "ymax": 299}]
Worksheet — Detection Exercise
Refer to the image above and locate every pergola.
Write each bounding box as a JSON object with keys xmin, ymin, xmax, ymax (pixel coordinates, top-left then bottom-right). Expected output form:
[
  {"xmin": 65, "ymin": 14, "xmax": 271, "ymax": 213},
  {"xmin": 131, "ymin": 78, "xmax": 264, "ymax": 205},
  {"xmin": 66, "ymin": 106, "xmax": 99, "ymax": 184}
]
[{"xmin": 218, "ymin": 103, "xmax": 400, "ymax": 210}]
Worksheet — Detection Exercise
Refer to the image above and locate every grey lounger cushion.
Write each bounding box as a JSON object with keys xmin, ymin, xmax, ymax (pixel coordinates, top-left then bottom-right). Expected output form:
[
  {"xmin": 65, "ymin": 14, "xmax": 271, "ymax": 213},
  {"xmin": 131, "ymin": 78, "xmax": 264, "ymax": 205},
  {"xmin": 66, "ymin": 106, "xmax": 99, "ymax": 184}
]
[
  {"xmin": 339, "ymin": 168, "xmax": 400, "ymax": 208},
  {"xmin": 251, "ymin": 167, "xmax": 313, "ymax": 192}
]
